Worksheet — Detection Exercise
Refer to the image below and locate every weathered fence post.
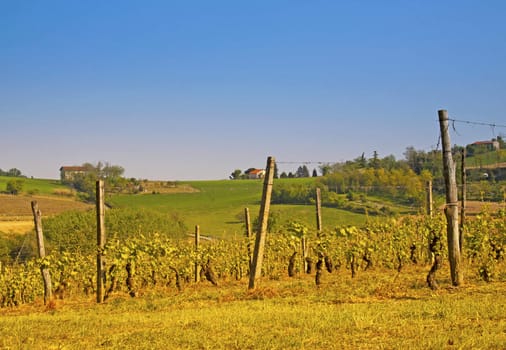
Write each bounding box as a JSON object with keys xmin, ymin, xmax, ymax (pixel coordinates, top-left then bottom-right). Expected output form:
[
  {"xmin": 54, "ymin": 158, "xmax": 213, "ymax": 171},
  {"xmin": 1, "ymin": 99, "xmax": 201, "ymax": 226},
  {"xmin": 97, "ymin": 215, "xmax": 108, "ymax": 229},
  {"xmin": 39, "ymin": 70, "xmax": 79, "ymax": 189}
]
[
  {"xmin": 244, "ymin": 208, "xmax": 253, "ymax": 268},
  {"xmin": 195, "ymin": 225, "xmax": 200, "ymax": 282},
  {"xmin": 460, "ymin": 148, "xmax": 466, "ymax": 253},
  {"xmin": 438, "ymin": 110, "xmax": 463, "ymax": 286},
  {"xmin": 31, "ymin": 201, "xmax": 52, "ymax": 304},
  {"xmin": 301, "ymin": 236, "xmax": 308, "ymax": 273},
  {"xmin": 248, "ymin": 156, "xmax": 275, "ymax": 289},
  {"xmin": 426, "ymin": 180, "xmax": 433, "ymax": 217},
  {"xmin": 96, "ymin": 180, "xmax": 106, "ymax": 303},
  {"xmin": 315, "ymin": 187, "xmax": 322, "ymax": 234}
]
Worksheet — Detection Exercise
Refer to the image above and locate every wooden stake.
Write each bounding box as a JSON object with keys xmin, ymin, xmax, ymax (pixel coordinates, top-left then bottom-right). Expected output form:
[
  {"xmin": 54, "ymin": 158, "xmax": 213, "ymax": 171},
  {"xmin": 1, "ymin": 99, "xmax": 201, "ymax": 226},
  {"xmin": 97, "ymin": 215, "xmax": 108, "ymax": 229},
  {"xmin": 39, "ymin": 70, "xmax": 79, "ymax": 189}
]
[
  {"xmin": 195, "ymin": 225, "xmax": 200, "ymax": 282},
  {"xmin": 248, "ymin": 156, "xmax": 275, "ymax": 289},
  {"xmin": 244, "ymin": 208, "xmax": 252, "ymax": 268},
  {"xmin": 315, "ymin": 187, "xmax": 322, "ymax": 234},
  {"xmin": 31, "ymin": 201, "xmax": 52, "ymax": 304},
  {"xmin": 460, "ymin": 149, "xmax": 466, "ymax": 253},
  {"xmin": 438, "ymin": 110, "xmax": 463, "ymax": 286},
  {"xmin": 96, "ymin": 180, "xmax": 106, "ymax": 303},
  {"xmin": 426, "ymin": 180, "xmax": 433, "ymax": 217}
]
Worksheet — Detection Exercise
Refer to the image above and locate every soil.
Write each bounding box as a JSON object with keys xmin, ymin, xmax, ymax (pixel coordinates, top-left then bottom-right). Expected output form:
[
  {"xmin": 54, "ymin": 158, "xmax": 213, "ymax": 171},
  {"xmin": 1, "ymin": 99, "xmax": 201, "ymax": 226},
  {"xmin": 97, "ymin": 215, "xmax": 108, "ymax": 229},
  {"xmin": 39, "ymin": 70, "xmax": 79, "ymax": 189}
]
[{"xmin": 0, "ymin": 194, "xmax": 92, "ymax": 233}]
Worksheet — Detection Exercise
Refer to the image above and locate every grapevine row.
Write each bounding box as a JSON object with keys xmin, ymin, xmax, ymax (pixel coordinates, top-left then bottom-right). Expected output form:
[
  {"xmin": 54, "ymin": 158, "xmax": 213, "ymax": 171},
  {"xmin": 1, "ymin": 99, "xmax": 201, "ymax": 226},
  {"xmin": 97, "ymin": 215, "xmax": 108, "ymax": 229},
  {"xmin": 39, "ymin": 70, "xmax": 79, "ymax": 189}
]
[{"xmin": 1, "ymin": 211, "xmax": 504, "ymax": 307}]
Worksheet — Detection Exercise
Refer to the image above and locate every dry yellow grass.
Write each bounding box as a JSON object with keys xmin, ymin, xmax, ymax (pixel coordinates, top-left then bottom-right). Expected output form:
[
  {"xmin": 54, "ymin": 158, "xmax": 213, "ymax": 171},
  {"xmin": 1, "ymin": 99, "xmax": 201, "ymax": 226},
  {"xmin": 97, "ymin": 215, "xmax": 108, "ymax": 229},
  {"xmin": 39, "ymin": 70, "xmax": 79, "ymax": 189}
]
[{"xmin": 1, "ymin": 266, "xmax": 505, "ymax": 349}]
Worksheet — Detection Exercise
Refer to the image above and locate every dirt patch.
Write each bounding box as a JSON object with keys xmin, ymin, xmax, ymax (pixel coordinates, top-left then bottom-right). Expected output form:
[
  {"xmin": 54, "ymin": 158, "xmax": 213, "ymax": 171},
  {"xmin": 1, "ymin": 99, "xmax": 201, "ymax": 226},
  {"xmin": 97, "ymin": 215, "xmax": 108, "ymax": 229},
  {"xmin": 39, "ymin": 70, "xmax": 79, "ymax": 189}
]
[
  {"xmin": 0, "ymin": 194, "xmax": 92, "ymax": 217},
  {"xmin": 439, "ymin": 200, "xmax": 505, "ymax": 215},
  {"xmin": 0, "ymin": 195, "xmax": 92, "ymax": 234},
  {"xmin": 139, "ymin": 182, "xmax": 200, "ymax": 194},
  {"xmin": 463, "ymin": 201, "xmax": 504, "ymax": 214}
]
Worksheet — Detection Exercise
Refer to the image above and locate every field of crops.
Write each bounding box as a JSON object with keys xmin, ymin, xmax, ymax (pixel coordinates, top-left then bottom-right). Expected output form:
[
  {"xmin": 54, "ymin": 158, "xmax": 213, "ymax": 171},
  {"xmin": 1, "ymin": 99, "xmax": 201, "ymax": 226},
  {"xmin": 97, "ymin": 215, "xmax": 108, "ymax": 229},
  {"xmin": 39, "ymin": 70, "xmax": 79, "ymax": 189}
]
[
  {"xmin": 1, "ymin": 175, "xmax": 505, "ymax": 348},
  {"xmin": 1, "ymin": 211, "xmax": 505, "ymax": 348}
]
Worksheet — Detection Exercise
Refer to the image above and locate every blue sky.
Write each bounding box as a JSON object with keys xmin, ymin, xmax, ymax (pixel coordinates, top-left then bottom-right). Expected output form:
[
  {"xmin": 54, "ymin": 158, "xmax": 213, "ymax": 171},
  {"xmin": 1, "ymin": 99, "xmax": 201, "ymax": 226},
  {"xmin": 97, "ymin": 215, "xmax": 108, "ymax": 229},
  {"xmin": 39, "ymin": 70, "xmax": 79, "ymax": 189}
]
[{"xmin": 2, "ymin": 1, "xmax": 506, "ymax": 180}]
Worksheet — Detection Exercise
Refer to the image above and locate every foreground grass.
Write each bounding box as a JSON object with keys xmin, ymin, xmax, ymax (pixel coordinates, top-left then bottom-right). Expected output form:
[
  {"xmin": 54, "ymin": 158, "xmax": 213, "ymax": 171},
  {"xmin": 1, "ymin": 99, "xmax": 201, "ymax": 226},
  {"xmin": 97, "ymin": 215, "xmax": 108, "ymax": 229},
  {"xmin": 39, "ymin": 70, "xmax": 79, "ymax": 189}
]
[{"xmin": 1, "ymin": 266, "xmax": 505, "ymax": 349}]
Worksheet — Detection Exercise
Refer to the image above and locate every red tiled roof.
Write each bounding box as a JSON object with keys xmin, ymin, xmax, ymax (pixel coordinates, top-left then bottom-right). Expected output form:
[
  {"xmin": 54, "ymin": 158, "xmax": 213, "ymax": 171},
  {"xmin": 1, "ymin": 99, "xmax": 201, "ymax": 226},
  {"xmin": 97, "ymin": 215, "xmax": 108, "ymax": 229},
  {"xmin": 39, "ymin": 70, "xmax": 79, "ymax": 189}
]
[
  {"xmin": 60, "ymin": 166, "xmax": 87, "ymax": 171},
  {"xmin": 472, "ymin": 140, "xmax": 495, "ymax": 145}
]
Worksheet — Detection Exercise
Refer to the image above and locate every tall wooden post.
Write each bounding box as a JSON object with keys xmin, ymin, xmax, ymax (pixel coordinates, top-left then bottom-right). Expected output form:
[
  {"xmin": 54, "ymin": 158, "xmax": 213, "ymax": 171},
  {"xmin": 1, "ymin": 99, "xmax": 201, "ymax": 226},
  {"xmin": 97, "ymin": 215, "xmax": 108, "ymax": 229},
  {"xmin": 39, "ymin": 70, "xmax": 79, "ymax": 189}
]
[
  {"xmin": 195, "ymin": 225, "xmax": 200, "ymax": 282},
  {"xmin": 31, "ymin": 201, "xmax": 52, "ymax": 305},
  {"xmin": 96, "ymin": 180, "xmax": 106, "ymax": 303},
  {"xmin": 315, "ymin": 188, "xmax": 322, "ymax": 234},
  {"xmin": 438, "ymin": 110, "xmax": 463, "ymax": 286},
  {"xmin": 244, "ymin": 208, "xmax": 253, "ymax": 268},
  {"xmin": 460, "ymin": 149, "xmax": 466, "ymax": 253},
  {"xmin": 426, "ymin": 180, "xmax": 433, "ymax": 217},
  {"xmin": 248, "ymin": 156, "xmax": 275, "ymax": 289}
]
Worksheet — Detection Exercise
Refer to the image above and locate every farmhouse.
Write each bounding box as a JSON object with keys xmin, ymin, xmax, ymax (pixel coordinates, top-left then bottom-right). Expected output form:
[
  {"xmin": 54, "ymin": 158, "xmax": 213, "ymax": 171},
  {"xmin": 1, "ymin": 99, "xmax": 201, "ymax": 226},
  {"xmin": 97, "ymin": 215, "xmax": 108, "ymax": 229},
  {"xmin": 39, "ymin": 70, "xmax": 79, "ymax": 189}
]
[
  {"xmin": 245, "ymin": 168, "xmax": 266, "ymax": 179},
  {"xmin": 470, "ymin": 140, "xmax": 500, "ymax": 151},
  {"xmin": 59, "ymin": 166, "xmax": 88, "ymax": 181}
]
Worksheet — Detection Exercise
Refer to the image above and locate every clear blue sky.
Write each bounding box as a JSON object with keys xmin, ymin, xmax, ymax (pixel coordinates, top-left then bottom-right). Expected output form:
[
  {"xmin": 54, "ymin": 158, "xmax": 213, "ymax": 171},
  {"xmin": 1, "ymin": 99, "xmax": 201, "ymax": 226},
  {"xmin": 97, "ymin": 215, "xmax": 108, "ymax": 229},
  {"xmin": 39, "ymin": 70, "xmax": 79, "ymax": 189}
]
[{"xmin": 2, "ymin": 1, "xmax": 506, "ymax": 180}]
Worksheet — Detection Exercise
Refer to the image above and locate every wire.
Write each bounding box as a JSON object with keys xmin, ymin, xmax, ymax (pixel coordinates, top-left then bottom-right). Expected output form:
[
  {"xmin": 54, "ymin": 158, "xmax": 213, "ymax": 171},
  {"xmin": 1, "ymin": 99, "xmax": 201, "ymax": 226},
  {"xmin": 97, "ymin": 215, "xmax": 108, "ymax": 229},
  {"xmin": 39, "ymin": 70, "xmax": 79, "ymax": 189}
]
[{"xmin": 448, "ymin": 118, "xmax": 506, "ymax": 129}]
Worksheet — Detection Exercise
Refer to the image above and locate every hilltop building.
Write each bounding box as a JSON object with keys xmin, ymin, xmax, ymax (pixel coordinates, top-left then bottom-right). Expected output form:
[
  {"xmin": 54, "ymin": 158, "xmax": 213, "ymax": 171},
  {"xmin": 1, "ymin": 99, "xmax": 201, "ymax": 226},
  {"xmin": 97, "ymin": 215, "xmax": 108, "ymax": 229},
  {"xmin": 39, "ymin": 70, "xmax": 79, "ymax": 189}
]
[
  {"xmin": 469, "ymin": 140, "xmax": 500, "ymax": 151},
  {"xmin": 60, "ymin": 166, "xmax": 88, "ymax": 182},
  {"xmin": 244, "ymin": 168, "xmax": 266, "ymax": 179}
]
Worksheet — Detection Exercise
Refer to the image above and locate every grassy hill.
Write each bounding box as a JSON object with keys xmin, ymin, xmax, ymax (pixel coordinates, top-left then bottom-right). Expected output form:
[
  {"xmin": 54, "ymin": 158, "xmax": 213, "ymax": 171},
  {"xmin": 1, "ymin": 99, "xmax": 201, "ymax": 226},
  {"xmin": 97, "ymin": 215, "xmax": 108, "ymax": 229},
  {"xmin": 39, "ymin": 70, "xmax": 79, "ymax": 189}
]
[
  {"xmin": 108, "ymin": 178, "xmax": 401, "ymax": 238},
  {"xmin": 465, "ymin": 149, "xmax": 506, "ymax": 168},
  {"xmin": 0, "ymin": 176, "xmax": 71, "ymax": 197},
  {"xmin": 0, "ymin": 175, "xmax": 424, "ymax": 238}
]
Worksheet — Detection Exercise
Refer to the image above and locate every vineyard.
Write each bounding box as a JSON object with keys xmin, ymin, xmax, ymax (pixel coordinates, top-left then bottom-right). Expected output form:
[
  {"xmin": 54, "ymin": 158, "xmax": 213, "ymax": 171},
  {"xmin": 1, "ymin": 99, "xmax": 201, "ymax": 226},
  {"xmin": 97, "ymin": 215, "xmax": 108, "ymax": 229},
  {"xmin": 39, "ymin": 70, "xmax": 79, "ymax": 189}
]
[{"xmin": 1, "ymin": 208, "xmax": 505, "ymax": 307}]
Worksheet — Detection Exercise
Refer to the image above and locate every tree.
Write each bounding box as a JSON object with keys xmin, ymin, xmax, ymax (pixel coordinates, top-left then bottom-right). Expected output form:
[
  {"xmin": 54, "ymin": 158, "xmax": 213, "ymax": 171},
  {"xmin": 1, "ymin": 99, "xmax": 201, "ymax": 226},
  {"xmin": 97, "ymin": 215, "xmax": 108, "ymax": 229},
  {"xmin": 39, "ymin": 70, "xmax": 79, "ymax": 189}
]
[
  {"xmin": 65, "ymin": 162, "xmax": 128, "ymax": 201},
  {"xmin": 320, "ymin": 164, "xmax": 332, "ymax": 176},
  {"xmin": 497, "ymin": 135, "xmax": 505, "ymax": 148},
  {"xmin": 0, "ymin": 168, "xmax": 23, "ymax": 177},
  {"xmin": 369, "ymin": 151, "xmax": 380, "ymax": 169},
  {"xmin": 6, "ymin": 179, "xmax": 24, "ymax": 195},
  {"xmin": 296, "ymin": 165, "xmax": 310, "ymax": 178},
  {"xmin": 7, "ymin": 168, "xmax": 22, "ymax": 177},
  {"xmin": 230, "ymin": 169, "xmax": 242, "ymax": 180},
  {"xmin": 312, "ymin": 169, "xmax": 318, "ymax": 177}
]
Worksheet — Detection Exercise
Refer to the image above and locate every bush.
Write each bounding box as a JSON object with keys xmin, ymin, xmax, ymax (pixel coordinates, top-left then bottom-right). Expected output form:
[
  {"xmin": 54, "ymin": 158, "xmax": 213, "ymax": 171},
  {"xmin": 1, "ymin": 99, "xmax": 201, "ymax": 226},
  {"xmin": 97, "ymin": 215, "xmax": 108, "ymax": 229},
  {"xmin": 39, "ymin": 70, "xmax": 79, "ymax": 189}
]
[
  {"xmin": 5, "ymin": 180, "xmax": 24, "ymax": 195},
  {"xmin": 42, "ymin": 208, "xmax": 188, "ymax": 254}
]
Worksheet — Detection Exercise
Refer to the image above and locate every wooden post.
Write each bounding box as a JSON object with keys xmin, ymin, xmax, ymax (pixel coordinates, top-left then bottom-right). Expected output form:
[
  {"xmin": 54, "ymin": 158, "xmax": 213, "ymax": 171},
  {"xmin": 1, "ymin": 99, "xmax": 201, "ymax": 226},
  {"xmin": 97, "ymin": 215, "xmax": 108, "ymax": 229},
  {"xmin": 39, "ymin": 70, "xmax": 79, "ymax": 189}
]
[
  {"xmin": 248, "ymin": 156, "xmax": 275, "ymax": 289},
  {"xmin": 438, "ymin": 110, "xmax": 463, "ymax": 286},
  {"xmin": 195, "ymin": 225, "xmax": 200, "ymax": 282},
  {"xmin": 460, "ymin": 149, "xmax": 466, "ymax": 253},
  {"xmin": 31, "ymin": 201, "xmax": 52, "ymax": 305},
  {"xmin": 96, "ymin": 180, "xmax": 106, "ymax": 303},
  {"xmin": 301, "ymin": 237, "xmax": 308, "ymax": 273},
  {"xmin": 244, "ymin": 208, "xmax": 252, "ymax": 268},
  {"xmin": 315, "ymin": 187, "xmax": 322, "ymax": 234},
  {"xmin": 426, "ymin": 180, "xmax": 433, "ymax": 217}
]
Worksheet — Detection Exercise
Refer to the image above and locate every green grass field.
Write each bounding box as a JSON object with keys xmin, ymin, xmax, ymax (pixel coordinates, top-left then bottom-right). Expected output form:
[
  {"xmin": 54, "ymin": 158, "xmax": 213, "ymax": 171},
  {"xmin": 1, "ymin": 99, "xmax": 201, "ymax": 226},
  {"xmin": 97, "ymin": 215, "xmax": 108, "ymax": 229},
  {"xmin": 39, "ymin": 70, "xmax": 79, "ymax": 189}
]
[
  {"xmin": 0, "ymin": 176, "xmax": 71, "ymax": 197},
  {"xmin": 107, "ymin": 179, "xmax": 370, "ymax": 238},
  {"xmin": 465, "ymin": 149, "xmax": 506, "ymax": 168}
]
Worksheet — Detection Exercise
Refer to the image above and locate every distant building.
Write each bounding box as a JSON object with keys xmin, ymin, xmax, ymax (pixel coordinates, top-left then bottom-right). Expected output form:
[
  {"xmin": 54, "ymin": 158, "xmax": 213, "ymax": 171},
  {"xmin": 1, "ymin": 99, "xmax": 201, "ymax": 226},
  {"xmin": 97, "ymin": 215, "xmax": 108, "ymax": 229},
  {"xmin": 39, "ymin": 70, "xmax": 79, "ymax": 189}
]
[
  {"xmin": 470, "ymin": 140, "xmax": 500, "ymax": 151},
  {"xmin": 244, "ymin": 168, "xmax": 266, "ymax": 179},
  {"xmin": 60, "ymin": 166, "xmax": 87, "ymax": 181}
]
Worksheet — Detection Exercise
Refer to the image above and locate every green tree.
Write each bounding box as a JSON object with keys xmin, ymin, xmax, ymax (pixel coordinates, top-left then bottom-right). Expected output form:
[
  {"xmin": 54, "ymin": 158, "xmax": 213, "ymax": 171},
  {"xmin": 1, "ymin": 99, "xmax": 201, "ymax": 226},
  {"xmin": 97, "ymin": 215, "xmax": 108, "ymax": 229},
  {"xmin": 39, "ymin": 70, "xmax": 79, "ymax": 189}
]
[
  {"xmin": 6, "ymin": 179, "xmax": 24, "ymax": 195},
  {"xmin": 296, "ymin": 165, "xmax": 310, "ymax": 178},
  {"xmin": 230, "ymin": 169, "xmax": 242, "ymax": 180}
]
